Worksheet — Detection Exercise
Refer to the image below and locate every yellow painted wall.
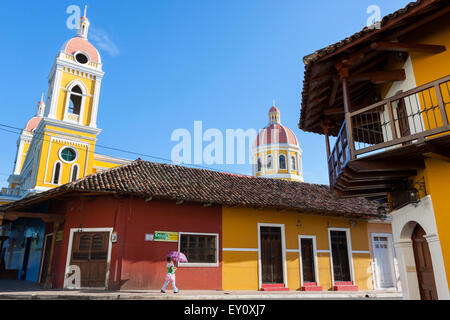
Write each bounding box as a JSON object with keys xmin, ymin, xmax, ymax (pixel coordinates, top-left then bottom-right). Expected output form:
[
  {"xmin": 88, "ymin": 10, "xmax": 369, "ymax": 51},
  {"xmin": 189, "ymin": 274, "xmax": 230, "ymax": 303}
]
[
  {"xmin": 407, "ymin": 14, "xmax": 450, "ymax": 130},
  {"xmin": 222, "ymin": 206, "xmax": 373, "ymax": 291},
  {"xmin": 403, "ymin": 13, "xmax": 450, "ymax": 288},
  {"xmin": 406, "ymin": 14, "xmax": 450, "ymax": 87},
  {"xmin": 57, "ymin": 70, "xmax": 96, "ymax": 127},
  {"xmin": 413, "ymin": 158, "xmax": 450, "ymax": 287},
  {"xmin": 33, "ymin": 125, "xmax": 97, "ymax": 188}
]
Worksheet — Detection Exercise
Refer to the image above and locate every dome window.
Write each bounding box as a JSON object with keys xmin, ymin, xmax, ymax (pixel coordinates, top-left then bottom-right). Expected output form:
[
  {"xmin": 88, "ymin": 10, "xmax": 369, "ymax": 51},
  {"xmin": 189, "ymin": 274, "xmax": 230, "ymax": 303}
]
[
  {"xmin": 291, "ymin": 155, "xmax": 297, "ymax": 171},
  {"xmin": 267, "ymin": 155, "xmax": 273, "ymax": 169},
  {"xmin": 257, "ymin": 158, "xmax": 262, "ymax": 172},
  {"xmin": 279, "ymin": 154, "xmax": 287, "ymax": 170},
  {"xmin": 75, "ymin": 52, "xmax": 89, "ymax": 64}
]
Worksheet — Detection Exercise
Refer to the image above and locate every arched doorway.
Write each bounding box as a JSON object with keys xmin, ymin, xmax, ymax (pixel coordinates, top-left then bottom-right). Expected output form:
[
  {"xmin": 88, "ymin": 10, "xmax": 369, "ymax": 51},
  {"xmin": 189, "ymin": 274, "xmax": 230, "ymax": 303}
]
[{"xmin": 411, "ymin": 224, "xmax": 438, "ymax": 300}]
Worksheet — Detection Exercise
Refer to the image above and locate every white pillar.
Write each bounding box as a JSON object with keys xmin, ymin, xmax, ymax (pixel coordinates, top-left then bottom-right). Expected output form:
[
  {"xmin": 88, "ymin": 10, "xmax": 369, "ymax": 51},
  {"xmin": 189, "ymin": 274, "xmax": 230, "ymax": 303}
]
[
  {"xmin": 90, "ymin": 77, "xmax": 102, "ymax": 128},
  {"xmin": 424, "ymin": 234, "xmax": 450, "ymax": 300},
  {"xmin": 394, "ymin": 240, "xmax": 421, "ymax": 300},
  {"xmin": 47, "ymin": 66, "xmax": 63, "ymax": 119}
]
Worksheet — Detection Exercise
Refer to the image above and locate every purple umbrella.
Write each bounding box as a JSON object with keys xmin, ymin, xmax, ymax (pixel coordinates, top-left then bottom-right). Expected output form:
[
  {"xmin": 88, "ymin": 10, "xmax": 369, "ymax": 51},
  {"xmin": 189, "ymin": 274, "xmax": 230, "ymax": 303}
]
[{"xmin": 166, "ymin": 251, "xmax": 188, "ymax": 262}]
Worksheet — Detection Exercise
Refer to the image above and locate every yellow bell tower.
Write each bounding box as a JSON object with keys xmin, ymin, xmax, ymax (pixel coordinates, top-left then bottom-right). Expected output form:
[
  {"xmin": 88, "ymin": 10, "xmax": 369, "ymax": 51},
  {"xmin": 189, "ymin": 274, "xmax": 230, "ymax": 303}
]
[{"xmin": 0, "ymin": 8, "xmax": 130, "ymax": 204}]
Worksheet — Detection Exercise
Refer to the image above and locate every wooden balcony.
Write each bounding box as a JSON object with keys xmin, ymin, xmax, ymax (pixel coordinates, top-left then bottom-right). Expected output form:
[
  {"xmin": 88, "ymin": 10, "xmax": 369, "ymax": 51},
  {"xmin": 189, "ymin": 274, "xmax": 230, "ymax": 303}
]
[{"xmin": 328, "ymin": 75, "xmax": 450, "ymax": 199}]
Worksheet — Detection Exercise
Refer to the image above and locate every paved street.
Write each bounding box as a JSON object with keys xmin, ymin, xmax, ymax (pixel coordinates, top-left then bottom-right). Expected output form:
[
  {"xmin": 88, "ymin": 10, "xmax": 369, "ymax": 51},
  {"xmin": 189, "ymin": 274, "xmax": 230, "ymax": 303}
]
[{"xmin": 0, "ymin": 280, "xmax": 403, "ymax": 300}]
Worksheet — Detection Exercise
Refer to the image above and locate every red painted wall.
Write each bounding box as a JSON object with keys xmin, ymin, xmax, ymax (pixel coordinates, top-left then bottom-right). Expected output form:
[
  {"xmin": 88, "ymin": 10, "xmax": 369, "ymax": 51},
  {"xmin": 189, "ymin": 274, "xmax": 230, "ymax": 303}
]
[{"xmin": 46, "ymin": 195, "xmax": 222, "ymax": 290}]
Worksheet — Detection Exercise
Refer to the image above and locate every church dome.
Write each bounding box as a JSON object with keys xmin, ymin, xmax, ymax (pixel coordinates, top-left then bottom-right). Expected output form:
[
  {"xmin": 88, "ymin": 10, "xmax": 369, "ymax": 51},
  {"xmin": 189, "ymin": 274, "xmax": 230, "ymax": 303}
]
[
  {"xmin": 254, "ymin": 106, "xmax": 300, "ymax": 148},
  {"xmin": 60, "ymin": 9, "xmax": 101, "ymax": 65},
  {"xmin": 61, "ymin": 37, "xmax": 101, "ymax": 64},
  {"xmin": 252, "ymin": 105, "xmax": 303, "ymax": 182},
  {"xmin": 254, "ymin": 123, "xmax": 299, "ymax": 148},
  {"xmin": 25, "ymin": 116, "xmax": 42, "ymax": 132}
]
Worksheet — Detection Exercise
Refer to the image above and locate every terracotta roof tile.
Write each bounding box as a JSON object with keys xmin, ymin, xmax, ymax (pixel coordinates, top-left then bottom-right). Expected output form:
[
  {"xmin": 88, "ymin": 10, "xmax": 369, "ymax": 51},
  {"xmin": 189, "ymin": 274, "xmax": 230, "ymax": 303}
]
[{"xmin": 1, "ymin": 160, "xmax": 383, "ymax": 219}]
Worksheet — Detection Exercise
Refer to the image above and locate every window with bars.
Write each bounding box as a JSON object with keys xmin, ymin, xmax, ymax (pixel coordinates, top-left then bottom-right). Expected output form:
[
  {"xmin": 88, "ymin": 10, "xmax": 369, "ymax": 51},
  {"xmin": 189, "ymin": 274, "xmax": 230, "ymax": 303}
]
[{"xmin": 179, "ymin": 234, "xmax": 218, "ymax": 265}]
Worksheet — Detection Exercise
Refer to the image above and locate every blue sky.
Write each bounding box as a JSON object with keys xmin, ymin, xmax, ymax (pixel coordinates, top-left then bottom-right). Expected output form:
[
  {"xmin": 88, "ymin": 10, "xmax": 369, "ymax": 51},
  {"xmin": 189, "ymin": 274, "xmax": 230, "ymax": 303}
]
[{"xmin": 0, "ymin": 0, "xmax": 411, "ymax": 187}]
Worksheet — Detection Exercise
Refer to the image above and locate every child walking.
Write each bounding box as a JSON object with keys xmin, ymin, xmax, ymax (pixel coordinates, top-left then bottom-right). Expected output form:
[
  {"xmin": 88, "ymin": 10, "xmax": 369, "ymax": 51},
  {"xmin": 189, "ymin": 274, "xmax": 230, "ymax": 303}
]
[{"xmin": 161, "ymin": 257, "xmax": 179, "ymax": 293}]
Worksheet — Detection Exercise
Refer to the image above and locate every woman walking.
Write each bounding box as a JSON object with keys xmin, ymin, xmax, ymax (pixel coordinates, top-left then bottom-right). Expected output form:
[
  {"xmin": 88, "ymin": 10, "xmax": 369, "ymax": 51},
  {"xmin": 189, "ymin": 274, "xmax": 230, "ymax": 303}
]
[{"xmin": 161, "ymin": 257, "xmax": 178, "ymax": 293}]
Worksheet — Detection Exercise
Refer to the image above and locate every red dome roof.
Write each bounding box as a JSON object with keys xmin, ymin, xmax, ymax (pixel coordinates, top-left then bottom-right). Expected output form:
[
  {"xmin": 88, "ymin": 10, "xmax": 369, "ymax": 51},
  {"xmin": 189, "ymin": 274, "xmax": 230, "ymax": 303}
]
[
  {"xmin": 254, "ymin": 123, "xmax": 299, "ymax": 148},
  {"xmin": 62, "ymin": 37, "xmax": 101, "ymax": 63},
  {"xmin": 25, "ymin": 116, "xmax": 42, "ymax": 132},
  {"xmin": 269, "ymin": 106, "xmax": 280, "ymax": 113}
]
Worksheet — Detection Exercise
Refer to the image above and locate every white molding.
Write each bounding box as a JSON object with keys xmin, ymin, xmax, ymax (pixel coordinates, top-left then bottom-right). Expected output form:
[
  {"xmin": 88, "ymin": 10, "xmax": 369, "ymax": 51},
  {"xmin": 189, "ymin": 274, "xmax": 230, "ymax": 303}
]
[
  {"xmin": 42, "ymin": 117, "xmax": 102, "ymax": 136},
  {"xmin": 64, "ymin": 227, "xmax": 113, "ymax": 289},
  {"xmin": 70, "ymin": 163, "xmax": 80, "ymax": 182},
  {"xmin": 51, "ymin": 161, "xmax": 63, "ymax": 185},
  {"xmin": 90, "ymin": 77, "xmax": 102, "ymax": 128},
  {"xmin": 56, "ymin": 56, "xmax": 104, "ymax": 77},
  {"xmin": 257, "ymin": 223, "xmax": 288, "ymax": 289},
  {"xmin": 391, "ymin": 195, "xmax": 449, "ymax": 300},
  {"xmin": 47, "ymin": 66, "xmax": 63, "ymax": 119},
  {"xmin": 93, "ymin": 153, "xmax": 131, "ymax": 165},
  {"xmin": 328, "ymin": 227, "xmax": 356, "ymax": 286},
  {"xmin": 63, "ymin": 79, "xmax": 88, "ymax": 126},
  {"xmin": 352, "ymin": 250, "xmax": 371, "ymax": 254},
  {"xmin": 298, "ymin": 235, "xmax": 320, "ymax": 287},
  {"xmin": 222, "ymin": 248, "xmax": 258, "ymax": 252},
  {"xmin": 371, "ymin": 233, "xmax": 398, "ymax": 290},
  {"xmin": 58, "ymin": 146, "xmax": 80, "ymax": 164},
  {"xmin": 177, "ymin": 232, "xmax": 219, "ymax": 267}
]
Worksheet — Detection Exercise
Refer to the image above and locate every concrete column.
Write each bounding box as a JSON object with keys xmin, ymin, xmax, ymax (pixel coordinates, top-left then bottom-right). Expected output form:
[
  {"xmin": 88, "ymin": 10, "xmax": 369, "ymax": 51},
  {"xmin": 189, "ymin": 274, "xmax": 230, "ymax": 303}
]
[
  {"xmin": 47, "ymin": 67, "xmax": 63, "ymax": 120},
  {"xmin": 424, "ymin": 234, "xmax": 450, "ymax": 300},
  {"xmin": 394, "ymin": 240, "xmax": 421, "ymax": 300}
]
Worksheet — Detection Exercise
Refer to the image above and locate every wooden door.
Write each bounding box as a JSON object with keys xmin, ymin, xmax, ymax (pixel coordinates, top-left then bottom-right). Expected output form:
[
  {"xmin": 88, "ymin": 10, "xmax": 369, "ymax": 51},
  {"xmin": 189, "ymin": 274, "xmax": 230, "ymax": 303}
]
[
  {"xmin": 39, "ymin": 234, "xmax": 53, "ymax": 283},
  {"xmin": 300, "ymin": 238, "xmax": 316, "ymax": 283},
  {"xmin": 70, "ymin": 232, "xmax": 109, "ymax": 288},
  {"xmin": 397, "ymin": 98, "xmax": 411, "ymax": 143},
  {"xmin": 260, "ymin": 227, "xmax": 283, "ymax": 284},
  {"xmin": 412, "ymin": 225, "xmax": 438, "ymax": 300},
  {"xmin": 330, "ymin": 231, "xmax": 351, "ymax": 282},
  {"xmin": 373, "ymin": 236, "xmax": 395, "ymax": 288}
]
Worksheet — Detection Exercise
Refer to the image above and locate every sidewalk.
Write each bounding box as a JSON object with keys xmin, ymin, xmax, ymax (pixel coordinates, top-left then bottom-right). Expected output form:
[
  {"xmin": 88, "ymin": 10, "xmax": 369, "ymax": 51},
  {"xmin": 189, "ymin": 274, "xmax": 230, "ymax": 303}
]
[{"xmin": 0, "ymin": 280, "xmax": 404, "ymax": 300}]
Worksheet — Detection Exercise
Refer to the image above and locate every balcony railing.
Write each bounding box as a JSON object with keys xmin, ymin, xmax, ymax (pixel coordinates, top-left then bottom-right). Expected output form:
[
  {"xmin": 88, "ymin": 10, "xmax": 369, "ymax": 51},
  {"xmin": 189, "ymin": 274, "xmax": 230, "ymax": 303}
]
[
  {"xmin": 328, "ymin": 75, "xmax": 450, "ymax": 188},
  {"xmin": 1, "ymin": 187, "xmax": 26, "ymax": 199}
]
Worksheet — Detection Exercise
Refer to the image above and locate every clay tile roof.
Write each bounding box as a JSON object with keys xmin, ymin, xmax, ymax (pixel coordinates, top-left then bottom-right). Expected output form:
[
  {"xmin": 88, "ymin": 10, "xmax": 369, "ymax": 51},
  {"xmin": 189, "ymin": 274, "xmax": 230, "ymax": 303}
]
[
  {"xmin": 299, "ymin": 0, "xmax": 448, "ymax": 134},
  {"xmin": 0, "ymin": 160, "xmax": 382, "ymax": 219}
]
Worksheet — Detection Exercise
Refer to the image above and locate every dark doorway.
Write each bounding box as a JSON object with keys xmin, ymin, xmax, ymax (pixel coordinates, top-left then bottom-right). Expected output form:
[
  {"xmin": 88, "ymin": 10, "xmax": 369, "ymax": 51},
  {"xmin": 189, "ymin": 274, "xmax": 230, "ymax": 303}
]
[
  {"xmin": 330, "ymin": 230, "xmax": 351, "ymax": 282},
  {"xmin": 300, "ymin": 238, "xmax": 316, "ymax": 283},
  {"xmin": 20, "ymin": 237, "xmax": 32, "ymax": 280},
  {"xmin": 412, "ymin": 224, "xmax": 438, "ymax": 300},
  {"xmin": 39, "ymin": 234, "xmax": 53, "ymax": 284},
  {"xmin": 260, "ymin": 226, "xmax": 283, "ymax": 284}
]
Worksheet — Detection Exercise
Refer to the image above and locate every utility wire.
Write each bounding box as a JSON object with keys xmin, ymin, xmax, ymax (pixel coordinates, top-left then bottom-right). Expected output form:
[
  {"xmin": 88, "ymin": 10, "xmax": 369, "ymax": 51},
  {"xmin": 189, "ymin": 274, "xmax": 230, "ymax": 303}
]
[{"xmin": 0, "ymin": 122, "xmax": 251, "ymax": 176}]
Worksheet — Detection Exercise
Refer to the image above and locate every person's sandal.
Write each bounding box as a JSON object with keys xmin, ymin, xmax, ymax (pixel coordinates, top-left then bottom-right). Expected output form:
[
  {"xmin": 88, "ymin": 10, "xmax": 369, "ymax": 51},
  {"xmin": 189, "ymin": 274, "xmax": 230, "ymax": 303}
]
[{"xmin": 161, "ymin": 290, "xmax": 165, "ymax": 293}]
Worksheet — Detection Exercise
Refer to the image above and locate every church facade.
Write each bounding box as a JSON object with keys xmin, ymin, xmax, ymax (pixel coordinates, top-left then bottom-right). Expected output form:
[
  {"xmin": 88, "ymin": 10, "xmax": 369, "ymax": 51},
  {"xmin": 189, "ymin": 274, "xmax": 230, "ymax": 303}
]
[
  {"xmin": 0, "ymin": 11, "xmax": 129, "ymax": 282},
  {"xmin": 0, "ymin": 11, "xmax": 129, "ymax": 205}
]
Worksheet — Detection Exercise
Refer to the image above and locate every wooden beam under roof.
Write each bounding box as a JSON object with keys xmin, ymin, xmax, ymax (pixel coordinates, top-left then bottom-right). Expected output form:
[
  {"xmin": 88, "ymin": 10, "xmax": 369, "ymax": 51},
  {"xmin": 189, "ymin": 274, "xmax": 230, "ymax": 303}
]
[
  {"xmin": 0, "ymin": 211, "xmax": 65, "ymax": 223},
  {"xmin": 371, "ymin": 41, "xmax": 446, "ymax": 53},
  {"xmin": 348, "ymin": 69, "xmax": 406, "ymax": 84}
]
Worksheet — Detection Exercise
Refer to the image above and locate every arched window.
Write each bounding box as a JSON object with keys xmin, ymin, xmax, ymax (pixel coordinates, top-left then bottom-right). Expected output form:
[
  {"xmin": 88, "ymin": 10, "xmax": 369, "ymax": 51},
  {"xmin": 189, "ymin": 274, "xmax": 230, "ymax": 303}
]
[
  {"xmin": 267, "ymin": 155, "xmax": 273, "ymax": 169},
  {"xmin": 291, "ymin": 155, "xmax": 297, "ymax": 171},
  {"xmin": 53, "ymin": 162, "xmax": 62, "ymax": 184},
  {"xmin": 71, "ymin": 164, "xmax": 79, "ymax": 182},
  {"xmin": 68, "ymin": 85, "xmax": 83, "ymax": 115},
  {"xmin": 257, "ymin": 158, "xmax": 262, "ymax": 172},
  {"xmin": 279, "ymin": 154, "xmax": 287, "ymax": 170}
]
